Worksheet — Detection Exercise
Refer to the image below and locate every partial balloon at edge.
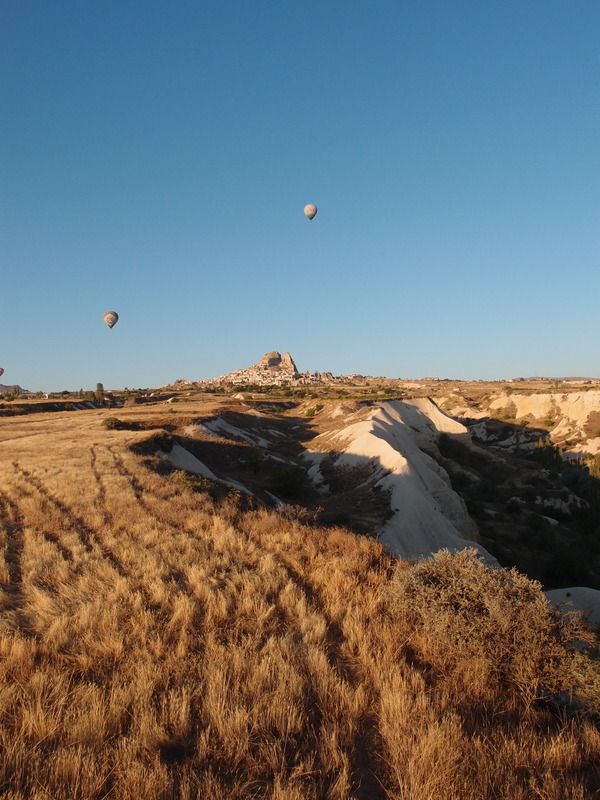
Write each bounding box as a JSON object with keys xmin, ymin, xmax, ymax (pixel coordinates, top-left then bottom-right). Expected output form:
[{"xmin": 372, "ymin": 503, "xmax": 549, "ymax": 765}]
[
  {"xmin": 303, "ymin": 203, "xmax": 317, "ymax": 220},
  {"xmin": 0, "ymin": 368, "xmax": 4, "ymax": 378},
  {"xmin": 103, "ymin": 311, "xmax": 119, "ymax": 329}
]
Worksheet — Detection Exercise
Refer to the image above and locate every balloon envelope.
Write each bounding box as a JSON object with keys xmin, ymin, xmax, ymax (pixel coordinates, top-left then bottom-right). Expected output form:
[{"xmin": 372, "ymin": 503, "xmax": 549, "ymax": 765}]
[
  {"xmin": 303, "ymin": 203, "xmax": 317, "ymax": 220},
  {"xmin": 103, "ymin": 311, "xmax": 119, "ymax": 329}
]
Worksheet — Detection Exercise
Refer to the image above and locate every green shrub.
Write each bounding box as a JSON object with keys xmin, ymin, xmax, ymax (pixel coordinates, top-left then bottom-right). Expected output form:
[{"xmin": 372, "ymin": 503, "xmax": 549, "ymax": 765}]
[{"xmin": 305, "ymin": 403, "xmax": 324, "ymax": 418}]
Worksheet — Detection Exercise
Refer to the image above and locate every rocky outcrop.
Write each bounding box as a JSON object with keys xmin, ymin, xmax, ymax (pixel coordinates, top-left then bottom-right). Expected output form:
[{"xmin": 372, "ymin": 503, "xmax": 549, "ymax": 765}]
[
  {"xmin": 200, "ymin": 351, "xmax": 343, "ymax": 387},
  {"xmin": 255, "ymin": 351, "xmax": 298, "ymax": 375},
  {"xmin": 280, "ymin": 352, "xmax": 298, "ymax": 373},
  {"xmin": 207, "ymin": 351, "xmax": 301, "ymax": 386},
  {"xmin": 307, "ymin": 398, "xmax": 495, "ymax": 564},
  {"xmin": 438, "ymin": 389, "xmax": 600, "ymax": 455}
]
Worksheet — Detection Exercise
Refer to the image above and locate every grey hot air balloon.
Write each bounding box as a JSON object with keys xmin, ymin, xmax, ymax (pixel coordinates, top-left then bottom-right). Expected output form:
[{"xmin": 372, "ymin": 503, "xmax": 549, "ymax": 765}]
[
  {"xmin": 103, "ymin": 311, "xmax": 119, "ymax": 329},
  {"xmin": 303, "ymin": 203, "xmax": 317, "ymax": 220}
]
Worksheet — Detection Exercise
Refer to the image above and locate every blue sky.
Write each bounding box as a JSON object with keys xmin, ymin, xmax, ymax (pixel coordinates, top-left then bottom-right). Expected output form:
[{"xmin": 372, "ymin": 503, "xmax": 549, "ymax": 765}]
[{"xmin": 1, "ymin": 1, "xmax": 599, "ymax": 390}]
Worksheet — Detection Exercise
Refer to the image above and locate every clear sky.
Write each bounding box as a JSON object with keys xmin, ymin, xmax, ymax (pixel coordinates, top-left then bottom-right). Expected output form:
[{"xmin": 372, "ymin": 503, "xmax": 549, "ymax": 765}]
[{"xmin": 2, "ymin": 1, "xmax": 599, "ymax": 390}]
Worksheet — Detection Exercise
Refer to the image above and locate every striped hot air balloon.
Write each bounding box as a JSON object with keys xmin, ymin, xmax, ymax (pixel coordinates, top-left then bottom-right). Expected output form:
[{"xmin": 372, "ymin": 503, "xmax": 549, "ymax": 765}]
[{"xmin": 103, "ymin": 311, "xmax": 119, "ymax": 329}]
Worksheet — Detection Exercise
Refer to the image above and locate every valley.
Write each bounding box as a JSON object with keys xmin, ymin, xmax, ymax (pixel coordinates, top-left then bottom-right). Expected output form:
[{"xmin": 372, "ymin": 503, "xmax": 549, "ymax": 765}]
[{"xmin": 2, "ymin": 366, "xmax": 600, "ymax": 798}]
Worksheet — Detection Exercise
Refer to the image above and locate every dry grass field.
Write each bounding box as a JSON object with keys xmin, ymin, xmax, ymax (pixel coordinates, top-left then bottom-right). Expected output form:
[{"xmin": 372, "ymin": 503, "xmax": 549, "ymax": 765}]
[{"xmin": 1, "ymin": 402, "xmax": 600, "ymax": 799}]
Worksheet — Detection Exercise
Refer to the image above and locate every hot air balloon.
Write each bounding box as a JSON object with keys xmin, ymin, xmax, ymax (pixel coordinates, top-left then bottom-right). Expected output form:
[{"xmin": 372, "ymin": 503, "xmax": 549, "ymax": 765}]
[
  {"xmin": 103, "ymin": 311, "xmax": 119, "ymax": 329},
  {"xmin": 0, "ymin": 368, "xmax": 4, "ymax": 378},
  {"xmin": 303, "ymin": 203, "xmax": 317, "ymax": 220}
]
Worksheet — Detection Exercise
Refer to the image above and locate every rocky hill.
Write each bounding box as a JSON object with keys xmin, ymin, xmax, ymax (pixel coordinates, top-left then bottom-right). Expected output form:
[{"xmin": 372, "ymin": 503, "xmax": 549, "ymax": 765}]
[
  {"xmin": 200, "ymin": 350, "xmax": 336, "ymax": 387},
  {"xmin": 0, "ymin": 384, "xmax": 26, "ymax": 394}
]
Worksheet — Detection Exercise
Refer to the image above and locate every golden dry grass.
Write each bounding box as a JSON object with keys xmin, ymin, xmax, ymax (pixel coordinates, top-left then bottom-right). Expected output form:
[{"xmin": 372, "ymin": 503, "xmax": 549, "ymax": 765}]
[{"xmin": 1, "ymin": 405, "xmax": 599, "ymax": 799}]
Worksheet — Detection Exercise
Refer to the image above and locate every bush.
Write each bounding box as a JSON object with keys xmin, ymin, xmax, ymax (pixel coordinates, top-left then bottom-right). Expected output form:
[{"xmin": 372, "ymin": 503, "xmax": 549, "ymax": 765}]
[
  {"xmin": 103, "ymin": 417, "xmax": 124, "ymax": 430},
  {"xmin": 305, "ymin": 403, "xmax": 324, "ymax": 418},
  {"xmin": 169, "ymin": 469, "xmax": 214, "ymax": 493},
  {"xmin": 389, "ymin": 549, "xmax": 592, "ymax": 712}
]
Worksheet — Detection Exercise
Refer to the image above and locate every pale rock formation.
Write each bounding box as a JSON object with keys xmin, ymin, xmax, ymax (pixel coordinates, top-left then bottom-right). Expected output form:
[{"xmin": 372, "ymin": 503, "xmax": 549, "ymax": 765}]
[
  {"xmin": 545, "ymin": 586, "xmax": 600, "ymax": 627},
  {"xmin": 309, "ymin": 398, "xmax": 497, "ymax": 565},
  {"xmin": 203, "ymin": 351, "xmax": 307, "ymax": 386},
  {"xmin": 280, "ymin": 352, "xmax": 298, "ymax": 373},
  {"xmin": 254, "ymin": 351, "xmax": 298, "ymax": 374}
]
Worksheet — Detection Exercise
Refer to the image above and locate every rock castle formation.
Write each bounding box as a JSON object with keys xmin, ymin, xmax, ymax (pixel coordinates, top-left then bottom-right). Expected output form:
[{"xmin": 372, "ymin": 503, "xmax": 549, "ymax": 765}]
[
  {"xmin": 201, "ymin": 351, "xmax": 335, "ymax": 387},
  {"xmin": 255, "ymin": 351, "xmax": 299, "ymax": 376}
]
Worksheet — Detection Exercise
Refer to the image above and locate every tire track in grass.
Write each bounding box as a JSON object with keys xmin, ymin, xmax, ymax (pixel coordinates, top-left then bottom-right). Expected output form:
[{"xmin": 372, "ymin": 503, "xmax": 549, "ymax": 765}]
[
  {"xmin": 38, "ymin": 530, "xmax": 74, "ymax": 563},
  {"xmin": 10, "ymin": 483, "xmax": 75, "ymax": 564},
  {"xmin": 13, "ymin": 462, "xmax": 133, "ymax": 583},
  {"xmin": 12, "ymin": 460, "xmax": 208, "ymax": 637},
  {"xmin": 90, "ymin": 445, "xmax": 112, "ymax": 525},
  {"xmin": 108, "ymin": 447, "xmax": 371, "ymax": 678},
  {"xmin": 0, "ymin": 488, "xmax": 24, "ymax": 591},
  {"xmin": 103, "ymin": 448, "xmax": 221, "ymax": 650},
  {"xmin": 105, "ymin": 448, "xmax": 345, "ymax": 646},
  {"xmin": 111, "ymin": 446, "xmax": 367, "ymax": 681},
  {"xmin": 108, "ymin": 447, "xmax": 147, "ymax": 507},
  {"xmin": 11, "ymin": 462, "xmax": 182, "ymax": 630},
  {"xmin": 95, "ymin": 450, "xmax": 219, "ymax": 653},
  {"xmin": 107, "ymin": 447, "xmax": 342, "ymax": 651},
  {"xmin": 105, "ymin": 446, "xmax": 212, "ymax": 562},
  {"xmin": 6, "ymin": 457, "xmax": 210, "ymax": 779},
  {"xmin": 0, "ymin": 487, "xmax": 36, "ymax": 637},
  {"xmin": 107, "ymin": 446, "xmax": 364, "ymax": 782},
  {"xmin": 106, "ymin": 443, "xmax": 386, "ymax": 795},
  {"xmin": 16, "ymin": 452, "xmax": 204, "ymax": 624}
]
